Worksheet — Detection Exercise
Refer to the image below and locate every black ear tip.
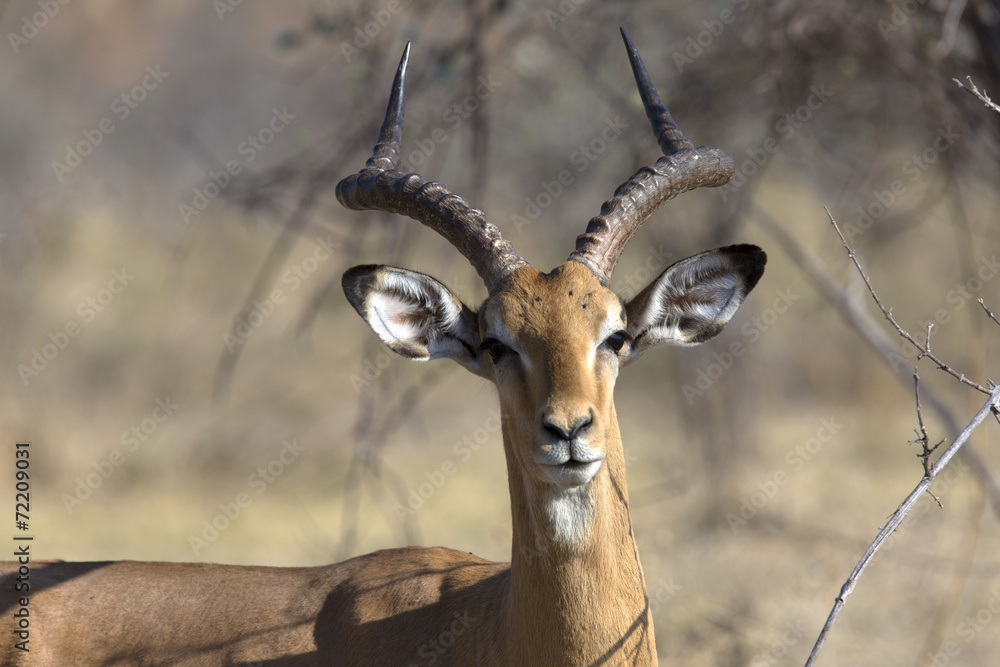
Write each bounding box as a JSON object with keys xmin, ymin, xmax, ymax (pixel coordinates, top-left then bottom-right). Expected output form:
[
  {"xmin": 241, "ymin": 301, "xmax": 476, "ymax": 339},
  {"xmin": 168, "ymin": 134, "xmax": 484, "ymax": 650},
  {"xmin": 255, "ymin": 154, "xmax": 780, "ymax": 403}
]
[
  {"xmin": 342, "ymin": 264, "xmax": 381, "ymax": 311},
  {"xmin": 745, "ymin": 244, "xmax": 767, "ymax": 267},
  {"xmin": 342, "ymin": 264, "xmax": 373, "ymax": 288},
  {"xmin": 743, "ymin": 247, "xmax": 766, "ymax": 292},
  {"xmin": 719, "ymin": 244, "xmax": 766, "ymax": 292}
]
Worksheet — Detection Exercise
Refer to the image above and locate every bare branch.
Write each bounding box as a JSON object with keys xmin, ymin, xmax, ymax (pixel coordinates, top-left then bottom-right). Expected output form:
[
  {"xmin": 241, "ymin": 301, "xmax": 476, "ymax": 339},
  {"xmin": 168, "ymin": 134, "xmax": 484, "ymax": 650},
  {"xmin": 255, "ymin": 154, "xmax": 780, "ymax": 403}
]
[
  {"xmin": 953, "ymin": 76, "xmax": 1000, "ymax": 115},
  {"xmin": 749, "ymin": 202, "xmax": 1000, "ymax": 525},
  {"xmin": 749, "ymin": 202, "xmax": 1000, "ymax": 665},
  {"xmin": 979, "ymin": 298, "xmax": 1000, "ymax": 328},
  {"xmin": 804, "ymin": 385, "xmax": 1000, "ymax": 667},
  {"xmin": 826, "ymin": 207, "xmax": 989, "ymax": 394},
  {"xmin": 909, "ymin": 370, "xmax": 943, "ymax": 505}
]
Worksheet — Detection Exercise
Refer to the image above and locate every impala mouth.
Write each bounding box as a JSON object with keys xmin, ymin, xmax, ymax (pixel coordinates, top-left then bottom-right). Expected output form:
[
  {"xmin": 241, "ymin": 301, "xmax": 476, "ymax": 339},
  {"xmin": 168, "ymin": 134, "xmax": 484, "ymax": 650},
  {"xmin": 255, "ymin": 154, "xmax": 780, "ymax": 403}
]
[
  {"xmin": 541, "ymin": 458, "xmax": 604, "ymax": 488},
  {"xmin": 535, "ymin": 438, "xmax": 605, "ymax": 488}
]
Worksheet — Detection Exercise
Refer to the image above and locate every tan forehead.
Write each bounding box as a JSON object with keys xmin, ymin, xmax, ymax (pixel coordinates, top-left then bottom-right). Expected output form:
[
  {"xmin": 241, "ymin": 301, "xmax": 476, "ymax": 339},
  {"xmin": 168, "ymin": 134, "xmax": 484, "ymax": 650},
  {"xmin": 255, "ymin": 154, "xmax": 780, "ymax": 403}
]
[{"xmin": 482, "ymin": 262, "xmax": 623, "ymax": 335}]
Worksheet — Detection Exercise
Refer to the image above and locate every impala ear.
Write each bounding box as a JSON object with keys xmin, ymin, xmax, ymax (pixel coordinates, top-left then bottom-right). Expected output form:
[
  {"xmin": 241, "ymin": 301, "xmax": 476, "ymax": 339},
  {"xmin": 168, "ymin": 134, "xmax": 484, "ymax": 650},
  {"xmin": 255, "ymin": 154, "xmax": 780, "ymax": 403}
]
[
  {"xmin": 342, "ymin": 265, "xmax": 487, "ymax": 376},
  {"xmin": 624, "ymin": 245, "xmax": 766, "ymax": 363}
]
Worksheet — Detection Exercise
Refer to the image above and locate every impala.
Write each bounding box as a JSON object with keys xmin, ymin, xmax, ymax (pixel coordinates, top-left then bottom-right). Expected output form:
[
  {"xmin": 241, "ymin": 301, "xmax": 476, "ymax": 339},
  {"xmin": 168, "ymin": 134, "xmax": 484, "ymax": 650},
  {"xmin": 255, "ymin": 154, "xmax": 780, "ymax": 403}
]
[{"xmin": 1, "ymin": 31, "xmax": 764, "ymax": 666}]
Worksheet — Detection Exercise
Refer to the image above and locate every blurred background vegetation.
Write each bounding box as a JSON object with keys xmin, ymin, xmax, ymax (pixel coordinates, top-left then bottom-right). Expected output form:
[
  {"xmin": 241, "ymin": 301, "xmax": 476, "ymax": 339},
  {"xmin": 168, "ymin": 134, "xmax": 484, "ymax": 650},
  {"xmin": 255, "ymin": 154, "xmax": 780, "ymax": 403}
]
[{"xmin": 3, "ymin": 0, "xmax": 1000, "ymax": 664}]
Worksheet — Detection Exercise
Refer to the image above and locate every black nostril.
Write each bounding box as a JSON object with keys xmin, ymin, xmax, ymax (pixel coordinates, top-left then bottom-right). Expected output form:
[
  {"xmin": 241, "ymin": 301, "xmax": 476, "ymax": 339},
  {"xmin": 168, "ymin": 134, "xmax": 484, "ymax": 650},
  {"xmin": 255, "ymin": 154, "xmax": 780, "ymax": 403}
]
[
  {"xmin": 542, "ymin": 413, "xmax": 593, "ymax": 441},
  {"xmin": 543, "ymin": 421, "xmax": 570, "ymax": 441}
]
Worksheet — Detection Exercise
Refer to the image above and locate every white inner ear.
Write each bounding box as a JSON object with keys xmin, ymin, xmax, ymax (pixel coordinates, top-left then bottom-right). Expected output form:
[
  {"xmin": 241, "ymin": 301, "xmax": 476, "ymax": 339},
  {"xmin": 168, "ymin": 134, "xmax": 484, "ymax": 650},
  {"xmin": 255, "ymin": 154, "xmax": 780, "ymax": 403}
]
[
  {"xmin": 367, "ymin": 272, "xmax": 460, "ymax": 344},
  {"xmin": 647, "ymin": 256, "xmax": 740, "ymax": 319},
  {"xmin": 369, "ymin": 291, "xmax": 425, "ymax": 340},
  {"xmin": 657, "ymin": 271, "xmax": 741, "ymax": 321},
  {"xmin": 628, "ymin": 254, "xmax": 747, "ymax": 352}
]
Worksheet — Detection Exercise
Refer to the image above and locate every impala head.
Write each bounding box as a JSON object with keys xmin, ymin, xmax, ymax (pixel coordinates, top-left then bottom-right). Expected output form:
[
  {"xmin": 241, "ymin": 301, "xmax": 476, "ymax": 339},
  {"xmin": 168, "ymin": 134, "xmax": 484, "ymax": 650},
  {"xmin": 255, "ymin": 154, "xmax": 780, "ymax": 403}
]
[{"xmin": 339, "ymin": 31, "xmax": 765, "ymax": 513}]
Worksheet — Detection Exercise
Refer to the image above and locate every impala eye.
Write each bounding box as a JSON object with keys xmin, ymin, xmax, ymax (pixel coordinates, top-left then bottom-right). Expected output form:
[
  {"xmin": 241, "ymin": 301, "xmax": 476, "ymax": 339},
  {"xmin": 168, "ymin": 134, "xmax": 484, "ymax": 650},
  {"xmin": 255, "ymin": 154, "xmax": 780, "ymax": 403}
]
[
  {"xmin": 479, "ymin": 338, "xmax": 510, "ymax": 363},
  {"xmin": 603, "ymin": 330, "xmax": 629, "ymax": 353}
]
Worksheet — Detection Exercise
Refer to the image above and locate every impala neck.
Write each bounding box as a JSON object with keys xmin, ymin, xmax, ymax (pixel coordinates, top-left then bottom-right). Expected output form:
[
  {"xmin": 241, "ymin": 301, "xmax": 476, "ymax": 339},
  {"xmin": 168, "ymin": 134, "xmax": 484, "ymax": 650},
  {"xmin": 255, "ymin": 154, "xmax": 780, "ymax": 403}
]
[{"xmin": 502, "ymin": 406, "xmax": 656, "ymax": 665}]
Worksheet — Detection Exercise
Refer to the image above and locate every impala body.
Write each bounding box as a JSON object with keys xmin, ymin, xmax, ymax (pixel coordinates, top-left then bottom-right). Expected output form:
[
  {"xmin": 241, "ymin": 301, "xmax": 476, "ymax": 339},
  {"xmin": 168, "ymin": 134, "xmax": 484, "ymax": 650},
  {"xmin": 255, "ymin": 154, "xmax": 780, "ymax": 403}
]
[{"xmin": 1, "ymin": 31, "xmax": 764, "ymax": 666}]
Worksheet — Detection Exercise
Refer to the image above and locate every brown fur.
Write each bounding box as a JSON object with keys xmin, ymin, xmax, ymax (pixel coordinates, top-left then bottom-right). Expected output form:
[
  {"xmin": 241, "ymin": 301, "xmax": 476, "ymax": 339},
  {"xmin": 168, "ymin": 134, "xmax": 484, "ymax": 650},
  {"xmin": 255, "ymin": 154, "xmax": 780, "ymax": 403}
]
[{"xmin": 483, "ymin": 264, "xmax": 656, "ymax": 665}]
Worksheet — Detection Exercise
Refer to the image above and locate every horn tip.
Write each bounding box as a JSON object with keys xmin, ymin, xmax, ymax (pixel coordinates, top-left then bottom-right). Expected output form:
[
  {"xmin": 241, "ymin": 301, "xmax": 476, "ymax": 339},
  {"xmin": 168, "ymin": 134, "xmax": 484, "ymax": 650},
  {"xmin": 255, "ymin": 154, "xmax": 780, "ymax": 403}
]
[{"xmin": 398, "ymin": 42, "xmax": 411, "ymax": 76}]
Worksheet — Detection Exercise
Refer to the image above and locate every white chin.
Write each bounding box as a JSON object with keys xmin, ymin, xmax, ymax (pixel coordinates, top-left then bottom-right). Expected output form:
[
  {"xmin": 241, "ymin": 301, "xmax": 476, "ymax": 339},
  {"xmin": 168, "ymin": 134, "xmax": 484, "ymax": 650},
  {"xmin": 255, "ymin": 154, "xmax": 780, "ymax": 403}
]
[{"xmin": 542, "ymin": 483, "xmax": 598, "ymax": 545}]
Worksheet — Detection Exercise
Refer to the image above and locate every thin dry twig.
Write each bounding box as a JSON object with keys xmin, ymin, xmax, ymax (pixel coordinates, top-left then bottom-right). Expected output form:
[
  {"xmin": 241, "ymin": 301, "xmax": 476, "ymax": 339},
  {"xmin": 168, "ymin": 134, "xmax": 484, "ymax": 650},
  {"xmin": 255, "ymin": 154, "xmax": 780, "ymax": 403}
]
[
  {"xmin": 953, "ymin": 76, "xmax": 1000, "ymax": 115},
  {"xmin": 909, "ymin": 370, "xmax": 944, "ymax": 505},
  {"xmin": 804, "ymin": 384, "xmax": 1000, "ymax": 667},
  {"xmin": 749, "ymin": 202, "xmax": 1000, "ymax": 519},
  {"xmin": 826, "ymin": 206, "xmax": 990, "ymax": 394},
  {"xmin": 800, "ymin": 207, "xmax": 1000, "ymax": 666},
  {"xmin": 979, "ymin": 299, "xmax": 1000, "ymax": 329}
]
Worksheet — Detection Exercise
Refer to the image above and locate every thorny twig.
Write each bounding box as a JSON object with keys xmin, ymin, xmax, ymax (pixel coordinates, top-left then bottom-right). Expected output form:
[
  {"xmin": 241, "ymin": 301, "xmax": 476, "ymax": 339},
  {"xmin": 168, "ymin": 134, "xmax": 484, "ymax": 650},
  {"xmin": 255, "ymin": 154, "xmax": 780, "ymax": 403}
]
[
  {"xmin": 826, "ymin": 207, "xmax": 990, "ymax": 394},
  {"xmin": 750, "ymin": 202, "xmax": 1000, "ymax": 519},
  {"xmin": 979, "ymin": 299, "xmax": 1000, "ymax": 329},
  {"xmin": 909, "ymin": 370, "xmax": 944, "ymax": 506},
  {"xmin": 804, "ymin": 385, "xmax": 1000, "ymax": 667},
  {"xmin": 953, "ymin": 76, "xmax": 1000, "ymax": 115},
  {"xmin": 983, "ymin": 301, "xmax": 1000, "ymax": 427},
  {"xmin": 747, "ymin": 203, "xmax": 1000, "ymax": 664},
  {"xmin": 804, "ymin": 211, "xmax": 1000, "ymax": 666}
]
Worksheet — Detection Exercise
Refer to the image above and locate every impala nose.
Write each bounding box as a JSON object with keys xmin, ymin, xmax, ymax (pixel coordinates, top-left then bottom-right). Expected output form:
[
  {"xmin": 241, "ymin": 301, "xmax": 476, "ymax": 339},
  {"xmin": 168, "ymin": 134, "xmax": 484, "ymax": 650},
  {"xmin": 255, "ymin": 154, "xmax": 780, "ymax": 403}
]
[{"xmin": 541, "ymin": 411, "xmax": 593, "ymax": 441}]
